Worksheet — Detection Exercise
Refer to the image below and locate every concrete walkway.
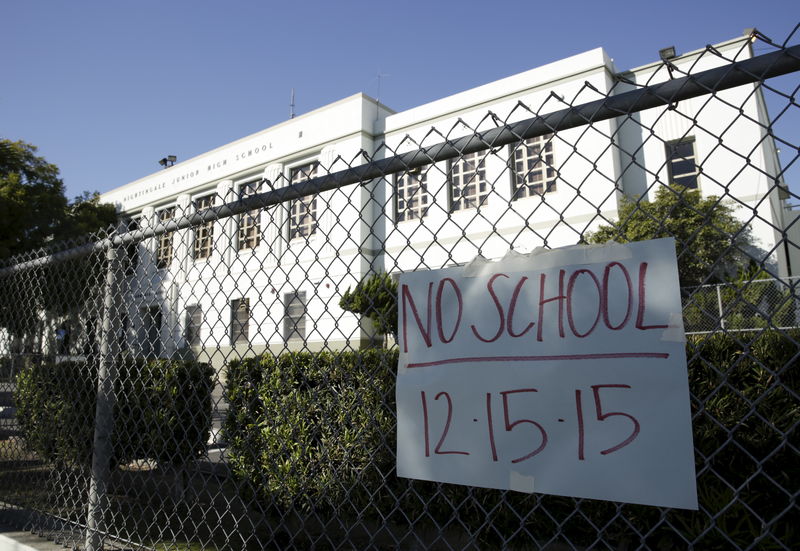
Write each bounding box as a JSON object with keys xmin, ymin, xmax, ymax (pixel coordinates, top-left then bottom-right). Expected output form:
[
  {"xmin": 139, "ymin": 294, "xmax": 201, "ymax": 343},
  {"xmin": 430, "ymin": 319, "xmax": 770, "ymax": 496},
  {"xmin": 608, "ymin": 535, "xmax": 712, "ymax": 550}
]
[{"xmin": 0, "ymin": 526, "xmax": 65, "ymax": 551}]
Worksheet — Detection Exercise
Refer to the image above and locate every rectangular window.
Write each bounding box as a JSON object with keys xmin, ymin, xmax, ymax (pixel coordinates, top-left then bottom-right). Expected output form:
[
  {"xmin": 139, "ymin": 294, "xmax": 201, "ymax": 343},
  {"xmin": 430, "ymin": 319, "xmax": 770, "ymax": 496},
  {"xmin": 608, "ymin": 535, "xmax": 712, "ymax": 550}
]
[
  {"xmin": 449, "ymin": 151, "xmax": 488, "ymax": 211},
  {"xmin": 283, "ymin": 291, "xmax": 306, "ymax": 341},
  {"xmin": 396, "ymin": 168, "xmax": 429, "ymax": 222},
  {"xmin": 511, "ymin": 134, "xmax": 557, "ymax": 199},
  {"xmin": 193, "ymin": 195, "xmax": 215, "ymax": 260},
  {"xmin": 185, "ymin": 305, "xmax": 202, "ymax": 347},
  {"xmin": 238, "ymin": 180, "xmax": 262, "ymax": 250},
  {"xmin": 289, "ymin": 162, "xmax": 318, "ymax": 239},
  {"xmin": 139, "ymin": 306, "xmax": 162, "ymax": 359},
  {"xmin": 124, "ymin": 217, "xmax": 139, "ymax": 275},
  {"xmin": 156, "ymin": 207, "xmax": 175, "ymax": 270},
  {"xmin": 230, "ymin": 298, "xmax": 250, "ymax": 344},
  {"xmin": 666, "ymin": 138, "xmax": 699, "ymax": 189}
]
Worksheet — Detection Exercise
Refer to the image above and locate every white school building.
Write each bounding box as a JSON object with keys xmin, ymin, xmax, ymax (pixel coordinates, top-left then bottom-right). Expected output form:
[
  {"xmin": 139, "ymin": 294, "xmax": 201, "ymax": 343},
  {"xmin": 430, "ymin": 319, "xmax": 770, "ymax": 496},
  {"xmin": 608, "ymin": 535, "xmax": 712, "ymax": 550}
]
[{"xmin": 99, "ymin": 32, "xmax": 796, "ymax": 365}]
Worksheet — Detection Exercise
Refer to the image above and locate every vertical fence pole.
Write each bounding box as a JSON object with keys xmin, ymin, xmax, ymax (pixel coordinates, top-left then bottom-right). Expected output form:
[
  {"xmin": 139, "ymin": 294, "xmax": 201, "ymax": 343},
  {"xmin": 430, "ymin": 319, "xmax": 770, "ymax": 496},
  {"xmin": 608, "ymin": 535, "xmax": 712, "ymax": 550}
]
[
  {"xmin": 84, "ymin": 240, "xmax": 121, "ymax": 551},
  {"xmin": 716, "ymin": 284, "xmax": 726, "ymax": 330}
]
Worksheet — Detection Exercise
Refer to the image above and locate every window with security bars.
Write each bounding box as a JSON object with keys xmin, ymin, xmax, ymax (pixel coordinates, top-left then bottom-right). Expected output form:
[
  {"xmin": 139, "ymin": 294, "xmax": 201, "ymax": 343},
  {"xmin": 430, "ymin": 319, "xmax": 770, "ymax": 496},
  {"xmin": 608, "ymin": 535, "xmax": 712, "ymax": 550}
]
[
  {"xmin": 511, "ymin": 134, "xmax": 557, "ymax": 199},
  {"xmin": 230, "ymin": 298, "xmax": 249, "ymax": 344},
  {"xmin": 284, "ymin": 291, "xmax": 306, "ymax": 340},
  {"xmin": 184, "ymin": 304, "xmax": 202, "ymax": 346},
  {"xmin": 449, "ymin": 151, "xmax": 488, "ymax": 211},
  {"xmin": 193, "ymin": 194, "xmax": 215, "ymax": 260},
  {"xmin": 238, "ymin": 180, "xmax": 262, "ymax": 250},
  {"xmin": 156, "ymin": 207, "xmax": 175, "ymax": 269},
  {"xmin": 396, "ymin": 168, "xmax": 429, "ymax": 222},
  {"xmin": 289, "ymin": 162, "xmax": 318, "ymax": 239},
  {"xmin": 666, "ymin": 137, "xmax": 699, "ymax": 189}
]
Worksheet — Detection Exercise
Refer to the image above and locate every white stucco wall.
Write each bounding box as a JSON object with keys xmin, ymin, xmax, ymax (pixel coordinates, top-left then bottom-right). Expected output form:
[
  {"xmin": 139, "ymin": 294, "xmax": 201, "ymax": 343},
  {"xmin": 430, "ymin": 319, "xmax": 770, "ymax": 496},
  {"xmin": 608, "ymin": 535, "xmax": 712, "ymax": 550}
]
[{"xmin": 98, "ymin": 35, "xmax": 791, "ymax": 360}]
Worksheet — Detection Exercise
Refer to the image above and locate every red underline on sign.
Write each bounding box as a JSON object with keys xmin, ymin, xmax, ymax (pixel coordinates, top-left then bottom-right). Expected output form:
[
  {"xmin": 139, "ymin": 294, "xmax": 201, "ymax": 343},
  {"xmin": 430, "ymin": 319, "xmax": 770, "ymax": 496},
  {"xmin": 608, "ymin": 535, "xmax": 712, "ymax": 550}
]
[{"xmin": 406, "ymin": 352, "xmax": 670, "ymax": 369}]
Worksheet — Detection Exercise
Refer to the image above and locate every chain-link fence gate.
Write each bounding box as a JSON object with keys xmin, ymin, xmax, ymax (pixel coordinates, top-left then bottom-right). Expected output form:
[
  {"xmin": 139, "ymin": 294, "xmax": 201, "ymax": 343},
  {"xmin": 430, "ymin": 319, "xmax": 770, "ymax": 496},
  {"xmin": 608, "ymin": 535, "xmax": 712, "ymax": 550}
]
[{"xmin": 1, "ymin": 29, "xmax": 798, "ymax": 550}]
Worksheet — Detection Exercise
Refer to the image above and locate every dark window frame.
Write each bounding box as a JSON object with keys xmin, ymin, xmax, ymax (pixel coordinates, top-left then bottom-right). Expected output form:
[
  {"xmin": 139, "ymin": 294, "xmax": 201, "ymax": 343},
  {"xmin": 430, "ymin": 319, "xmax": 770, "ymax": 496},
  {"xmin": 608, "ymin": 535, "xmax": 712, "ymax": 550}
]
[
  {"xmin": 509, "ymin": 134, "xmax": 557, "ymax": 199},
  {"xmin": 665, "ymin": 137, "xmax": 699, "ymax": 189},
  {"xmin": 283, "ymin": 291, "xmax": 307, "ymax": 341},
  {"xmin": 230, "ymin": 298, "xmax": 250, "ymax": 344}
]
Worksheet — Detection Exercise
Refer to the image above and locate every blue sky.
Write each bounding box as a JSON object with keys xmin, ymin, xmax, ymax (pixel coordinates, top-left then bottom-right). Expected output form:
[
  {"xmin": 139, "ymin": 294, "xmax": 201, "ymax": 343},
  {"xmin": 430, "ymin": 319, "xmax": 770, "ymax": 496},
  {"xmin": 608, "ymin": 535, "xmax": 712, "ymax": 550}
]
[{"xmin": 2, "ymin": 1, "xmax": 798, "ymax": 200}]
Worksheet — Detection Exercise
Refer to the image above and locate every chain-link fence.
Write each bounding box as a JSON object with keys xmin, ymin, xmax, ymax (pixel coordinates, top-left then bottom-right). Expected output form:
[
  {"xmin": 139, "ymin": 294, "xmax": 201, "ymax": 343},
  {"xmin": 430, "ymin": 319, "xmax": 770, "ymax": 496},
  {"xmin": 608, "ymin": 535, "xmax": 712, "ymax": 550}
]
[
  {"xmin": 1, "ymin": 30, "xmax": 799, "ymax": 550},
  {"xmin": 684, "ymin": 276, "xmax": 800, "ymax": 334}
]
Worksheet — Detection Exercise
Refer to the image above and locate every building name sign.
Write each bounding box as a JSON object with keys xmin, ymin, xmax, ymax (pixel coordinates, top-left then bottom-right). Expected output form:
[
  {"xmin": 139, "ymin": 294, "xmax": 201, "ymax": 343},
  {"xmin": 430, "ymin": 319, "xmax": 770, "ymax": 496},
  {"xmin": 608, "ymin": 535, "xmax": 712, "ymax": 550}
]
[
  {"xmin": 396, "ymin": 238, "xmax": 698, "ymax": 509},
  {"xmin": 119, "ymin": 141, "xmax": 278, "ymax": 207}
]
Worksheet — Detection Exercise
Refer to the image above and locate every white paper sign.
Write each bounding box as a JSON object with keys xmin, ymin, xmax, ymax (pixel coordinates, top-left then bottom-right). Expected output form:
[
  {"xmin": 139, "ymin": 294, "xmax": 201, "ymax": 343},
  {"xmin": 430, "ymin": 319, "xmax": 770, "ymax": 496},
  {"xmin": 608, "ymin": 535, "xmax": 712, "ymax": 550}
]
[{"xmin": 396, "ymin": 238, "xmax": 698, "ymax": 509}]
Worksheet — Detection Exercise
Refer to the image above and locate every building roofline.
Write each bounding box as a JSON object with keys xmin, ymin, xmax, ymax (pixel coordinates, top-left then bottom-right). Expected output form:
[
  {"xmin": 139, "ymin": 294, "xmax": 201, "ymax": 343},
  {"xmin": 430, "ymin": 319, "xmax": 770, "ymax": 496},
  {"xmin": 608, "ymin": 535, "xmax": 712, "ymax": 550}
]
[
  {"xmin": 618, "ymin": 34, "xmax": 753, "ymax": 77},
  {"xmin": 384, "ymin": 48, "xmax": 614, "ymax": 133},
  {"xmin": 103, "ymin": 93, "xmax": 393, "ymax": 203}
]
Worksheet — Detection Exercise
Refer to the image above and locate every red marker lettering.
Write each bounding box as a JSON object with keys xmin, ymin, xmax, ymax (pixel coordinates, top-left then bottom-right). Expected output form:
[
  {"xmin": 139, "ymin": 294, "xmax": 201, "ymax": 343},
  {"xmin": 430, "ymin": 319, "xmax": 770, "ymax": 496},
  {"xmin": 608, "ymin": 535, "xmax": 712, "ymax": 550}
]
[
  {"xmin": 508, "ymin": 276, "xmax": 535, "ymax": 338},
  {"xmin": 566, "ymin": 269, "xmax": 601, "ymax": 338},
  {"xmin": 401, "ymin": 282, "xmax": 434, "ymax": 352},
  {"xmin": 602, "ymin": 262, "xmax": 633, "ymax": 330},
  {"xmin": 436, "ymin": 278, "xmax": 462, "ymax": 344},
  {"xmin": 635, "ymin": 262, "xmax": 668, "ymax": 330},
  {"xmin": 537, "ymin": 269, "xmax": 566, "ymax": 341},
  {"xmin": 471, "ymin": 273, "xmax": 508, "ymax": 343}
]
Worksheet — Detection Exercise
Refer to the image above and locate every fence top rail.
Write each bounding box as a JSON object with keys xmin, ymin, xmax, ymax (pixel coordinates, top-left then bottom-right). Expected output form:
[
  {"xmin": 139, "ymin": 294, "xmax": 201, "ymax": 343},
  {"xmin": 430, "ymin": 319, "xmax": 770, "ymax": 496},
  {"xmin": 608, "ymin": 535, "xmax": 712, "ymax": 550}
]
[
  {"xmin": 1, "ymin": 44, "xmax": 798, "ymax": 276},
  {"xmin": 683, "ymin": 275, "xmax": 800, "ymax": 292}
]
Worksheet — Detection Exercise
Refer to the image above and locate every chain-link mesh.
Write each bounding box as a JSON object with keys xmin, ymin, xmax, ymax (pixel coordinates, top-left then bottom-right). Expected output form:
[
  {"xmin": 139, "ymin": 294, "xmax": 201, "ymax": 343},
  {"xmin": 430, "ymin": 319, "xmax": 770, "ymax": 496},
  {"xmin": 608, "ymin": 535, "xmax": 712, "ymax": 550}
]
[
  {"xmin": 684, "ymin": 276, "xmax": 800, "ymax": 334},
  {"xmin": 1, "ymin": 31, "xmax": 799, "ymax": 550}
]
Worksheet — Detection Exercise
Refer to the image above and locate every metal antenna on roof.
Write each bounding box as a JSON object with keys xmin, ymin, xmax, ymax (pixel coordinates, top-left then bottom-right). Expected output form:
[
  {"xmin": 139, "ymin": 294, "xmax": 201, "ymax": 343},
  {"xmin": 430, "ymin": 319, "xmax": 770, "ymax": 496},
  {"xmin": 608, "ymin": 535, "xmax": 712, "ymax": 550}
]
[
  {"xmin": 290, "ymin": 88, "xmax": 295, "ymax": 119},
  {"xmin": 376, "ymin": 69, "xmax": 390, "ymax": 106}
]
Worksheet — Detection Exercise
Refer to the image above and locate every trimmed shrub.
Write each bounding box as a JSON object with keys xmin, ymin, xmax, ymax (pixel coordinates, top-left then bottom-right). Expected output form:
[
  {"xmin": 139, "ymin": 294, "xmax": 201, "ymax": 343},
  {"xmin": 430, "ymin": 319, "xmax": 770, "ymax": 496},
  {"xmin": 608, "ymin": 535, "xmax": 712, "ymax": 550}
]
[
  {"xmin": 223, "ymin": 332, "xmax": 798, "ymax": 548},
  {"xmin": 131, "ymin": 358, "xmax": 215, "ymax": 465},
  {"xmin": 223, "ymin": 349, "xmax": 396, "ymax": 509},
  {"xmin": 14, "ymin": 357, "xmax": 213, "ymax": 468},
  {"xmin": 339, "ymin": 272, "xmax": 398, "ymax": 338},
  {"xmin": 15, "ymin": 360, "xmax": 99, "ymax": 466}
]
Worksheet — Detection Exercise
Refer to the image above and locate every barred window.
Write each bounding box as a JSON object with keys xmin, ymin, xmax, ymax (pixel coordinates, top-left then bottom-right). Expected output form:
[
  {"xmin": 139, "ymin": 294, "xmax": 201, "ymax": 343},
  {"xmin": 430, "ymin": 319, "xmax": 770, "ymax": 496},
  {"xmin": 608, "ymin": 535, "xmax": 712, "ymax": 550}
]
[
  {"xmin": 193, "ymin": 195, "xmax": 215, "ymax": 260},
  {"xmin": 666, "ymin": 138, "xmax": 699, "ymax": 189},
  {"xmin": 289, "ymin": 162, "xmax": 318, "ymax": 239},
  {"xmin": 156, "ymin": 207, "xmax": 175, "ymax": 270},
  {"xmin": 511, "ymin": 134, "xmax": 557, "ymax": 199},
  {"xmin": 238, "ymin": 181, "xmax": 262, "ymax": 250},
  {"xmin": 449, "ymin": 151, "xmax": 488, "ymax": 211},
  {"xmin": 284, "ymin": 291, "xmax": 306, "ymax": 340},
  {"xmin": 184, "ymin": 304, "xmax": 202, "ymax": 347},
  {"xmin": 230, "ymin": 298, "xmax": 249, "ymax": 344},
  {"xmin": 396, "ymin": 168, "xmax": 429, "ymax": 222}
]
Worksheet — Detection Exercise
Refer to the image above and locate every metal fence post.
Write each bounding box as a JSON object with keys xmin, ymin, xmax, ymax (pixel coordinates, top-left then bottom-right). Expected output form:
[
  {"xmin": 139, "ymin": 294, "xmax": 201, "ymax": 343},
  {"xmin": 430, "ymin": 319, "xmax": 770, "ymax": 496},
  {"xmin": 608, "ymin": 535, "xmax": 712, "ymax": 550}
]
[
  {"xmin": 716, "ymin": 284, "xmax": 726, "ymax": 330},
  {"xmin": 84, "ymin": 240, "xmax": 122, "ymax": 551}
]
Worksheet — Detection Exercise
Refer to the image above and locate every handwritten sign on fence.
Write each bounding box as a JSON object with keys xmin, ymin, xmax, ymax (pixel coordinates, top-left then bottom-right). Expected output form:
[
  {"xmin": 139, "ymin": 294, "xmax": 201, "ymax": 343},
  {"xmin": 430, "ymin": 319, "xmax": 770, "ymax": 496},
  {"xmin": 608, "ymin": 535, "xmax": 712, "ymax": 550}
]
[{"xmin": 396, "ymin": 238, "xmax": 698, "ymax": 509}]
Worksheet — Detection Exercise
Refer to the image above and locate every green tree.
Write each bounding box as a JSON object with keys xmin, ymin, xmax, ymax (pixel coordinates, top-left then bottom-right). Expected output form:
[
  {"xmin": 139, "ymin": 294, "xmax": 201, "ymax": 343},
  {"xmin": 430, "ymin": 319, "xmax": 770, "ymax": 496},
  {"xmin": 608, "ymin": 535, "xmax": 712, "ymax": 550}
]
[
  {"xmin": 587, "ymin": 187, "xmax": 752, "ymax": 287},
  {"xmin": 339, "ymin": 272, "xmax": 398, "ymax": 343},
  {"xmin": 0, "ymin": 139, "xmax": 117, "ymax": 259},
  {"xmin": 62, "ymin": 191, "xmax": 118, "ymax": 243},
  {"xmin": 0, "ymin": 139, "xmax": 68, "ymax": 258},
  {"xmin": 0, "ymin": 139, "xmax": 117, "ymax": 350}
]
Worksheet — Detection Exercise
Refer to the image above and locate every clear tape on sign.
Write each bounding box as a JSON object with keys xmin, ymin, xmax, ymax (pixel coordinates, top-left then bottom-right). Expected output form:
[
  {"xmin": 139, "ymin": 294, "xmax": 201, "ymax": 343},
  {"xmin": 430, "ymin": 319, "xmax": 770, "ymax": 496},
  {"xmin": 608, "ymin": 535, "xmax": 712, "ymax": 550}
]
[
  {"xmin": 461, "ymin": 242, "xmax": 634, "ymax": 278},
  {"xmin": 661, "ymin": 312, "xmax": 687, "ymax": 342},
  {"xmin": 509, "ymin": 471, "xmax": 535, "ymax": 494}
]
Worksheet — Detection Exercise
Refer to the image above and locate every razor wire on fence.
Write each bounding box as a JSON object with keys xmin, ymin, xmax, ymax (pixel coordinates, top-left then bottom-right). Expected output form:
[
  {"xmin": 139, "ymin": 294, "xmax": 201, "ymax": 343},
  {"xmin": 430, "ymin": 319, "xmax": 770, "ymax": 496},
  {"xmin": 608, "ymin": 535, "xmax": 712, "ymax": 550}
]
[{"xmin": 0, "ymin": 30, "xmax": 799, "ymax": 550}]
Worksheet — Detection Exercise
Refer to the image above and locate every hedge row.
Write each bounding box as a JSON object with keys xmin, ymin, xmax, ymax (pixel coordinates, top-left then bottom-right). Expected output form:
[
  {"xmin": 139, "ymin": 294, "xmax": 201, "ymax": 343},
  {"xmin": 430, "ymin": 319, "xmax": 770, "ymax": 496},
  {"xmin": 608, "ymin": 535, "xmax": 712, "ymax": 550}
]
[
  {"xmin": 223, "ymin": 349, "xmax": 396, "ymax": 509},
  {"xmin": 223, "ymin": 331, "xmax": 799, "ymax": 548},
  {"xmin": 15, "ymin": 357, "xmax": 213, "ymax": 468}
]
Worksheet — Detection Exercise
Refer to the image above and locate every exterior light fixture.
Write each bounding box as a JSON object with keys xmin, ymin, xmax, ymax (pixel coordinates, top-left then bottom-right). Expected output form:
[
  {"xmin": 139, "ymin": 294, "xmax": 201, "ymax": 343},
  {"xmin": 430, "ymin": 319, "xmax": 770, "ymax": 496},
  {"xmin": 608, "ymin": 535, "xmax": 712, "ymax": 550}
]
[
  {"xmin": 158, "ymin": 155, "xmax": 177, "ymax": 169},
  {"xmin": 659, "ymin": 46, "xmax": 677, "ymax": 61}
]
